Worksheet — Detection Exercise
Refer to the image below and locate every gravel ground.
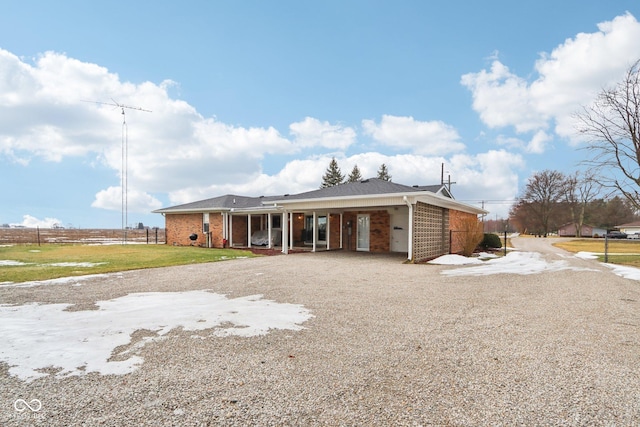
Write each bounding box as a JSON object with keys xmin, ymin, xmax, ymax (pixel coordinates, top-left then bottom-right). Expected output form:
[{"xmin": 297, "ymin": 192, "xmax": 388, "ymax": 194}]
[{"xmin": 2, "ymin": 237, "xmax": 640, "ymax": 426}]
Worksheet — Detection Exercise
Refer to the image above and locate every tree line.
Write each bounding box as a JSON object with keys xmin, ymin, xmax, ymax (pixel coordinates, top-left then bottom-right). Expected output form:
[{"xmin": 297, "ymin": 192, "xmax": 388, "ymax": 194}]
[
  {"xmin": 511, "ymin": 59, "xmax": 640, "ymax": 236},
  {"xmin": 510, "ymin": 169, "xmax": 638, "ymax": 236},
  {"xmin": 320, "ymin": 157, "xmax": 392, "ymax": 188}
]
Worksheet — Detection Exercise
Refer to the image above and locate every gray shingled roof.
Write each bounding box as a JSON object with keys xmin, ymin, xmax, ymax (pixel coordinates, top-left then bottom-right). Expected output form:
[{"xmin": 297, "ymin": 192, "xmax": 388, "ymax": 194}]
[
  {"xmin": 154, "ymin": 194, "xmax": 283, "ymax": 212},
  {"xmin": 154, "ymin": 178, "xmax": 447, "ymax": 213},
  {"xmin": 276, "ymin": 178, "xmax": 433, "ymax": 200}
]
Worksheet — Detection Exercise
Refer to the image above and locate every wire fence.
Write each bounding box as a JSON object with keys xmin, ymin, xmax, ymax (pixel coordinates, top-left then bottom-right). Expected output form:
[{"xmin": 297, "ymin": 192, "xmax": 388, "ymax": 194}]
[{"xmin": 0, "ymin": 228, "xmax": 166, "ymax": 245}]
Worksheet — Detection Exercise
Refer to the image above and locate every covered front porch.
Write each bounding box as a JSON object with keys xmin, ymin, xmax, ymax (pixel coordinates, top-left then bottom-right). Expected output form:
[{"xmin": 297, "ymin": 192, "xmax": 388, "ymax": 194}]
[
  {"xmin": 224, "ymin": 210, "xmax": 352, "ymax": 254},
  {"xmin": 221, "ymin": 205, "xmax": 410, "ymax": 256}
]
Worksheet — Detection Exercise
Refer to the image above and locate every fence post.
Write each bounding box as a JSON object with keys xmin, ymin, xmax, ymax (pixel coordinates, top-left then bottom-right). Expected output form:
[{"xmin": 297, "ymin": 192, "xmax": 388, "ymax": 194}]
[
  {"xmin": 504, "ymin": 230, "xmax": 507, "ymax": 256},
  {"xmin": 604, "ymin": 235, "xmax": 609, "ymax": 263}
]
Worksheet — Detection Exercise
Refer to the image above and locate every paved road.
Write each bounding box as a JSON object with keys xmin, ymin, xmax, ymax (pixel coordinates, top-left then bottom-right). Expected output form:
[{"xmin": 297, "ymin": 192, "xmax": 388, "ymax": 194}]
[
  {"xmin": 510, "ymin": 236, "xmax": 576, "ymax": 255},
  {"xmin": 511, "ymin": 235, "xmax": 615, "ymax": 270}
]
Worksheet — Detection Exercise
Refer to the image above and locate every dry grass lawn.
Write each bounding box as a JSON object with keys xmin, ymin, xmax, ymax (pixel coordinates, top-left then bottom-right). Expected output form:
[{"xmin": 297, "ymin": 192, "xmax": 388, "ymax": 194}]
[{"xmin": 553, "ymin": 237, "xmax": 640, "ymax": 267}]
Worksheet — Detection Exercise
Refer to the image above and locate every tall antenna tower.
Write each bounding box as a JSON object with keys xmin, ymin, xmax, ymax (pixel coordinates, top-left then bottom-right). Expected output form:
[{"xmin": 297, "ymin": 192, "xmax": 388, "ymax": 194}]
[{"xmin": 84, "ymin": 99, "xmax": 152, "ymax": 243}]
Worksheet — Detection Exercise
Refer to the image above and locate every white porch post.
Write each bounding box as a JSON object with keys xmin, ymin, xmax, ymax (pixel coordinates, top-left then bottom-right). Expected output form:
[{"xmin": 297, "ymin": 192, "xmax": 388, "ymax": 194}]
[
  {"xmin": 281, "ymin": 212, "xmax": 288, "ymax": 254},
  {"xmin": 339, "ymin": 213, "xmax": 343, "ymax": 249},
  {"xmin": 289, "ymin": 212, "xmax": 294, "ymax": 251},
  {"xmin": 312, "ymin": 211, "xmax": 317, "ymax": 252},
  {"xmin": 247, "ymin": 214, "xmax": 252, "ymax": 248},
  {"xmin": 220, "ymin": 213, "xmax": 224, "ymax": 243},
  {"xmin": 221, "ymin": 212, "xmax": 227, "ymax": 246},
  {"xmin": 267, "ymin": 213, "xmax": 272, "ymax": 249},
  {"xmin": 229, "ymin": 213, "xmax": 233, "ymax": 247},
  {"xmin": 326, "ymin": 213, "xmax": 330, "ymax": 250},
  {"xmin": 407, "ymin": 202, "xmax": 413, "ymax": 261}
]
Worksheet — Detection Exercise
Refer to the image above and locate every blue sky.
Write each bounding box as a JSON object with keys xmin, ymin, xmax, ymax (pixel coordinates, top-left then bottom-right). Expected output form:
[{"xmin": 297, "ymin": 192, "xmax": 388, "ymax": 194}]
[{"xmin": 2, "ymin": 1, "xmax": 640, "ymax": 228}]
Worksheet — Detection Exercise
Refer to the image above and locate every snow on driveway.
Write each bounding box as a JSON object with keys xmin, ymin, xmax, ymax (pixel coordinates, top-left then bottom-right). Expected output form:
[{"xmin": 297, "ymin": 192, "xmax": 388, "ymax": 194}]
[
  {"xmin": 0, "ymin": 290, "xmax": 313, "ymax": 382},
  {"xmin": 430, "ymin": 251, "xmax": 600, "ymax": 276}
]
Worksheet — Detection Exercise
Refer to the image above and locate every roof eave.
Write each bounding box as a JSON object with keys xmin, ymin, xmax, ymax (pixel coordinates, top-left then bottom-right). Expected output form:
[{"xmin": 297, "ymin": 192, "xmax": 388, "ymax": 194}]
[{"xmin": 269, "ymin": 190, "xmax": 434, "ymax": 205}]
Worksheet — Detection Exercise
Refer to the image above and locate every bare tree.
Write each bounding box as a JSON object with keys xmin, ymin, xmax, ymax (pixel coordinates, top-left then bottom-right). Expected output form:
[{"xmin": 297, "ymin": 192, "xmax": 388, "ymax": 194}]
[
  {"xmin": 577, "ymin": 59, "xmax": 640, "ymax": 210},
  {"xmin": 518, "ymin": 170, "xmax": 567, "ymax": 236},
  {"xmin": 562, "ymin": 171, "xmax": 601, "ymax": 237}
]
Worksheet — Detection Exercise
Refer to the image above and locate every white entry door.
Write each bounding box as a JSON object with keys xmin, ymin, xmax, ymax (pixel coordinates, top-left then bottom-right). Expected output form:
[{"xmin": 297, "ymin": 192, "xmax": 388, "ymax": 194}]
[
  {"xmin": 390, "ymin": 208, "xmax": 409, "ymax": 252},
  {"xmin": 357, "ymin": 214, "xmax": 370, "ymax": 251}
]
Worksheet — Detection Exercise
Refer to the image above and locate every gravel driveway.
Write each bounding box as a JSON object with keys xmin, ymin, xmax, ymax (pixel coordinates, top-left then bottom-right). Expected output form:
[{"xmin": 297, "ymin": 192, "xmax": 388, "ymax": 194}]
[{"xmin": 2, "ymin": 238, "xmax": 640, "ymax": 426}]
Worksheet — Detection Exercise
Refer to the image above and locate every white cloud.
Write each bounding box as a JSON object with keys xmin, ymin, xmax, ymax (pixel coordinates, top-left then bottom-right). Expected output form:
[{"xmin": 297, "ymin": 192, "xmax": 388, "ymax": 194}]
[
  {"xmin": 92, "ymin": 186, "xmax": 162, "ymax": 214},
  {"xmin": 362, "ymin": 115, "xmax": 466, "ymax": 155},
  {"xmin": 167, "ymin": 150, "xmax": 523, "ymax": 220},
  {"xmin": 495, "ymin": 130, "xmax": 551, "ymax": 154},
  {"xmin": 461, "ymin": 13, "xmax": 640, "ymax": 145},
  {"xmin": 0, "ymin": 47, "xmax": 523, "ymax": 220},
  {"xmin": 461, "ymin": 61, "xmax": 548, "ymax": 133},
  {"xmin": 289, "ymin": 117, "xmax": 356, "ymax": 150},
  {"xmin": 0, "ymin": 48, "xmax": 298, "ymax": 211},
  {"xmin": 10, "ymin": 214, "xmax": 62, "ymax": 228}
]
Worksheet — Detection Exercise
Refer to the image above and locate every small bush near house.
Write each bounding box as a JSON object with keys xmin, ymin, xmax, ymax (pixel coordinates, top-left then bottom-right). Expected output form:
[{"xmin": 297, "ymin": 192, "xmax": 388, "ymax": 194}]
[
  {"xmin": 480, "ymin": 233, "xmax": 502, "ymax": 250},
  {"xmin": 453, "ymin": 216, "xmax": 484, "ymax": 257}
]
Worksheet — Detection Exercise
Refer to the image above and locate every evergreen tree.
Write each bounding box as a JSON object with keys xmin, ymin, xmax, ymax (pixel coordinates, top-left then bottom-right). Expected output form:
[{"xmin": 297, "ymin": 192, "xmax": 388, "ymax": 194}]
[
  {"xmin": 377, "ymin": 163, "xmax": 392, "ymax": 181},
  {"xmin": 321, "ymin": 157, "xmax": 345, "ymax": 188},
  {"xmin": 347, "ymin": 164, "xmax": 363, "ymax": 182}
]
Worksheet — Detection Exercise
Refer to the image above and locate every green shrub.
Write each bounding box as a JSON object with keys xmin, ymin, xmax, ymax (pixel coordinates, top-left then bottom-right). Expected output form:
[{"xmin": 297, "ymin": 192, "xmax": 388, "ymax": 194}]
[{"xmin": 480, "ymin": 233, "xmax": 502, "ymax": 249}]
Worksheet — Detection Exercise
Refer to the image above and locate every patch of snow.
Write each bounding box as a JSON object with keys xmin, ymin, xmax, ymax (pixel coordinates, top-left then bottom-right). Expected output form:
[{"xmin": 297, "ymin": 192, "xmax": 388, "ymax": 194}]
[
  {"xmin": 477, "ymin": 252, "xmax": 499, "ymax": 259},
  {"xmin": 0, "ymin": 290, "xmax": 313, "ymax": 381},
  {"xmin": 428, "ymin": 255, "xmax": 483, "ymax": 265},
  {"xmin": 0, "ymin": 273, "xmax": 115, "ymax": 288},
  {"xmin": 442, "ymin": 251, "xmax": 599, "ymax": 276},
  {"xmin": 605, "ymin": 263, "xmax": 640, "ymax": 281},
  {"xmin": 0, "ymin": 260, "xmax": 31, "ymax": 266},
  {"xmin": 575, "ymin": 252, "xmax": 599, "ymax": 260},
  {"xmin": 47, "ymin": 262, "xmax": 107, "ymax": 268}
]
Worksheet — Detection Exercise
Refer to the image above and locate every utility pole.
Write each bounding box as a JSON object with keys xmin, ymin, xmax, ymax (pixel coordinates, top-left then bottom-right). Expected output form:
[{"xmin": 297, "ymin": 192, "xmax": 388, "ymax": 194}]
[
  {"xmin": 83, "ymin": 99, "xmax": 151, "ymax": 244},
  {"xmin": 441, "ymin": 163, "xmax": 456, "ymax": 192}
]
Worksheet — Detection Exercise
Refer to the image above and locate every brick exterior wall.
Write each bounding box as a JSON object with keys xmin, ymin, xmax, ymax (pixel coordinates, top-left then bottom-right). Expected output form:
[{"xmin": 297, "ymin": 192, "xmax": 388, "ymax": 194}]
[
  {"xmin": 209, "ymin": 214, "xmax": 224, "ymax": 248},
  {"xmin": 328, "ymin": 213, "xmax": 341, "ymax": 250},
  {"xmin": 412, "ymin": 202, "xmax": 449, "ymax": 262},
  {"xmin": 166, "ymin": 214, "xmax": 206, "ymax": 246},
  {"xmin": 340, "ymin": 210, "xmax": 389, "ymax": 253},
  {"xmin": 230, "ymin": 215, "xmax": 248, "ymax": 247},
  {"xmin": 449, "ymin": 210, "xmax": 480, "ymax": 255},
  {"xmin": 369, "ymin": 210, "xmax": 390, "ymax": 252}
]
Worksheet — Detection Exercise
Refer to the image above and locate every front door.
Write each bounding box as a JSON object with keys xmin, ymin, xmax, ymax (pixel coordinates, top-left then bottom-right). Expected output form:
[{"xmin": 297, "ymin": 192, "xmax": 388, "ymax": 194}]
[
  {"xmin": 357, "ymin": 214, "xmax": 370, "ymax": 251},
  {"xmin": 390, "ymin": 208, "xmax": 409, "ymax": 252}
]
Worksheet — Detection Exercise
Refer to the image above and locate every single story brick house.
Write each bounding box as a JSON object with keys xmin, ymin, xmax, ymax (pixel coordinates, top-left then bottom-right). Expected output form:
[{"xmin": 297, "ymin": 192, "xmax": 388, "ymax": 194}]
[
  {"xmin": 557, "ymin": 223, "xmax": 607, "ymax": 238},
  {"xmin": 153, "ymin": 178, "xmax": 488, "ymax": 262}
]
